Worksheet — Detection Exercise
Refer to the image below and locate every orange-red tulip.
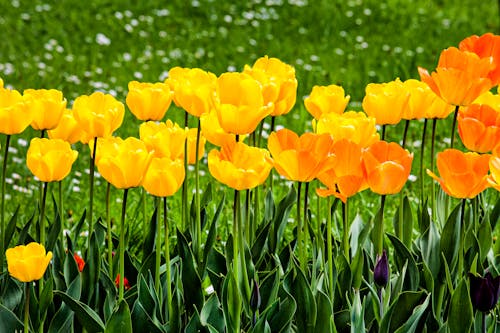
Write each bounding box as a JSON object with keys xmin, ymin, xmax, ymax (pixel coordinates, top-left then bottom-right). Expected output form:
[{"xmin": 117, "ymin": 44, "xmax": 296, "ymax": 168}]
[
  {"xmin": 243, "ymin": 56, "xmax": 297, "ymax": 117},
  {"xmin": 208, "ymin": 141, "xmax": 273, "ymax": 190},
  {"xmin": 418, "ymin": 47, "xmax": 494, "ymax": 106},
  {"xmin": 458, "ymin": 104, "xmax": 500, "ymax": 153},
  {"xmin": 317, "ymin": 139, "xmax": 367, "ymax": 202},
  {"xmin": 305, "ymin": 84, "xmax": 350, "ymax": 120},
  {"xmin": 267, "ymin": 128, "xmax": 335, "ymax": 182},
  {"xmin": 427, "ymin": 149, "xmax": 490, "ymax": 199},
  {"xmin": 362, "ymin": 141, "xmax": 413, "ymax": 195},
  {"xmin": 459, "ymin": 33, "xmax": 500, "ymax": 85}
]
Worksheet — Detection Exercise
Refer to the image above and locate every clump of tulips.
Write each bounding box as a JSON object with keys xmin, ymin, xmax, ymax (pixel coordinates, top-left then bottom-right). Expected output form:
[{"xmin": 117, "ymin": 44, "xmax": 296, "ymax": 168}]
[{"xmin": 0, "ymin": 34, "xmax": 499, "ymax": 333}]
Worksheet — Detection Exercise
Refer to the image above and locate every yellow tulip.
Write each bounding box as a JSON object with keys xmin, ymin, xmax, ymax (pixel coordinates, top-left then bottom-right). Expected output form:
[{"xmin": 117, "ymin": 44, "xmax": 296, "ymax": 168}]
[
  {"xmin": 89, "ymin": 136, "xmax": 123, "ymax": 165},
  {"xmin": 27, "ymin": 138, "xmax": 78, "ymax": 182},
  {"xmin": 0, "ymin": 78, "xmax": 3, "ymax": 88},
  {"xmin": 6, "ymin": 242, "xmax": 52, "ymax": 282},
  {"xmin": 48, "ymin": 109, "xmax": 86, "ymax": 144},
  {"xmin": 208, "ymin": 141, "xmax": 273, "ymax": 190},
  {"xmin": 314, "ymin": 111, "xmax": 379, "ymax": 148},
  {"xmin": 402, "ymin": 79, "xmax": 454, "ymax": 120},
  {"xmin": 200, "ymin": 109, "xmax": 241, "ymax": 147},
  {"xmin": 73, "ymin": 91, "xmax": 125, "ymax": 139},
  {"xmin": 96, "ymin": 137, "xmax": 152, "ymax": 189},
  {"xmin": 24, "ymin": 89, "xmax": 66, "ymax": 130},
  {"xmin": 473, "ymin": 91, "xmax": 500, "ymax": 110},
  {"xmin": 166, "ymin": 67, "xmax": 216, "ymax": 117},
  {"xmin": 214, "ymin": 72, "xmax": 272, "ymax": 135},
  {"xmin": 126, "ymin": 81, "xmax": 173, "ymax": 121},
  {"xmin": 304, "ymin": 84, "xmax": 350, "ymax": 119},
  {"xmin": 0, "ymin": 88, "xmax": 33, "ymax": 135},
  {"xmin": 243, "ymin": 56, "xmax": 298, "ymax": 116},
  {"xmin": 186, "ymin": 127, "xmax": 206, "ymax": 164},
  {"xmin": 362, "ymin": 78, "xmax": 409, "ymax": 125},
  {"xmin": 139, "ymin": 120, "xmax": 186, "ymax": 159},
  {"xmin": 142, "ymin": 157, "xmax": 185, "ymax": 197}
]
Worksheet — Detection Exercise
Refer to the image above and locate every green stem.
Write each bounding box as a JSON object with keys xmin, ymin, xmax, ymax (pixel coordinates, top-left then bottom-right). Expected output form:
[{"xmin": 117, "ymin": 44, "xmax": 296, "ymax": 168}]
[
  {"xmin": 431, "ymin": 119, "xmax": 437, "ymax": 224},
  {"xmin": 342, "ymin": 200, "xmax": 349, "ymax": 260},
  {"xmin": 457, "ymin": 199, "xmax": 466, "ymax": 279},
  {"xmin": 232, "ymin": 189, "xmax": 241, "ymax": 332},
  {"xmin": 378, "ymin": 287, "xmax": 383, "ymax": 320},
  {"xmin": 24, "ymin": 282, "xmax": 30, "ymax": 333},
  {"xmin": 119, "ymin": 188, "xmax": 129, "ymax": 302},
  {"xmin": 88, "ymin": 137, "xmax": 97, "ymax": 252},
  {"xmin": 39, "ymin": 181, "xmax": 48, "ymax": 325},
  {"xmin": 194, "ymin": 119, "xmax": 202, "ymax": 263},
  {"xmin": 378, "ymin": 195, "xmax": 386, "ymax": 255},
  {"xmin": 252, "ymin": 186, "xmax": 259, "ymax": 243},
  {"xmin": 450, "ymin": 105, "xmax": 460, "ymax": 149},
  {"xmin": 164, "ymin": 197, "xmax": 172, "ymax": 321},
  {"xmin": 327, "ymin": 197, "xmax": 334, "ymax": 302},
  {"xmin": 181, "ymin": 112, "xmax": 189, "ymax": 232},
  {"xmin": 0, "ymin": 134, "xmax": 11, "ymax": 272},
  {"xmin": 245, "ymin": 189, "xmax": 251, "ymax": 245},
  {"xmin": 155, "ymin": 197, "xmax": 161, "ymax": 294},
  {"xmin": 297, "ymin": 182, "xmax": 305, "ymax": 270},
  {"xmin": 482, "ymin": 311, "xmax": 486, "ymax": 333},
  {"xmin": 420, "ymin": 119, "xmax": 428, "ymax": 210},
  {"xmin": 381, "ymin": 125, "xmax": 386, "ymax": 141},
  {"xmin": 435, "ymin": 282, "xmax": 446, "ymax": 322},
  {"xmin": 142, "ymin": 189, "xmax": 148, "ymax": 241},
  {"xmin": 58, "ymin": 181, "xmax": 64, "ymax": 246},
  {"xmin": 106, "ymin": 182, "xmax": 113, "ymax": 280},
  {"xmin": 401, "ymin": 119, "xmax": 410, "ymax": 149}
]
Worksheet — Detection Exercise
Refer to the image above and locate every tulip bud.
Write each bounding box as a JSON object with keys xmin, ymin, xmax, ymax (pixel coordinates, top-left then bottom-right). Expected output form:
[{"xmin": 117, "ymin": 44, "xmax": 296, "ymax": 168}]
[
  {"xmin": 250, "ymin": 278, "xmax": 261, "ymax": 311},
  {"xmin": 469, "ymin": 272, "xmax": 500, "ymax": 312},
  {"xmin": 374, "ymin": 250, "xmax": 389, "ymax": 287}
]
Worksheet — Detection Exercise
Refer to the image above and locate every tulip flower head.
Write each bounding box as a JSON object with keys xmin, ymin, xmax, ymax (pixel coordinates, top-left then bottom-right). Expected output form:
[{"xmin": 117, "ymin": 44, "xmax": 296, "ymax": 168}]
[
  {"xmin": 268, "ymin": 128, "xmax": 335, "ymax": 182},
  {"xmin": 142, "ymin": 157, "xmax": 185, "ymax": 197},
  {"xmin": 115, "ymin": 274, "xmax": 131, "ymax": 290},
  {"xmin": 458, "ymin": 104, "xmax": 500, "ymax": 153},
  {"xmin": 95, "ymin": 137, "xmax": 152, "ymax": 189},
  {"xmin": 214, "ymin": 72, "xmax": 272, "ymax": 135},
  {"xmin": 126, "ymin": 81, "xmax": 173, "ymax": 121},
  {"xmin": 304, "ymin": 84, "xmax": 350, "ymax": 120},
  {"xmin": 48, "ymin": 108, "xmax": 86, "ymax": 144},
  {"xmin": 243, "ymin": 55, "xmax": 298, "ymax": 117},
  {"xmin": 73, "ymin": 253, "xmax": 85, "ymax": 272},
  {"xmin": 460, "ymin": 32, "xmax": 500, "ymax": 85},
  {"xmin": 185, "ymin": 127, "xmax": 206, "ymax": 164},
  {"xmin": 208, "ymin": 141, "xmax": 273, "ymax": 191},
  {"xmin": 469, "ymin": 272, "xmax": 500, "ymax": 312},
  {"xmin": 418, "ymin": 47, "xmax": 495, "ymax": 106},
  {"xmin": 73, "ymin": 91, "xmax": 125, "ymax": 140},
  {"xmin": 362, "ymin": 78, "xmax": 409, "ymax": 125},
  {"xmin": 402, "ymin": 79, "xmax": 454, "ymax": 120},
  {"xmin": 374, "ymin": 250, "xmax": 389, "ymax": 287},
  {"xmin": 474, "ymin": 91, "xmax": 500, "ymax": 110},
  {"xmin": 27, "ymin": 138, "xmax": 79, "ymax": 182},
  {"xmin": 6, "ymin": 242, "xmax": 52, "ymax": 282},
  {"xmin": 24, "ymin": 88, "xmax": 66, "ymax": 131},
  {"xmin": 427, "ymin": 149, "xmax": 490, "ymax": 199},
  {"xmin": 362, "ymin": 141, "xmax": 413, "ymax": 195},
  {"xmin": 0, "ymin": 88, "xmax": 33, "ymax": 135},
  {"xmin": 200, "ymin": 109, "xmax": 241, "ymax": 147}
]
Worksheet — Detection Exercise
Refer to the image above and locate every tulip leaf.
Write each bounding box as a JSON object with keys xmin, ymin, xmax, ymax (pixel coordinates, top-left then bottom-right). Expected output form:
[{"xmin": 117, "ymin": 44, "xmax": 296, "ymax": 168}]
[
  {"xmin": 177, "ymin": 228, "xmax": 204, "ymax": 313},
  {"xmin": 259, "ymin": 269, "xmax": 280, "ymax": 312},
  {"xmin": 417, "ymin": 219, "xmax": 441, "ymax": 280},
  {"xmin": 202, "ymin": 193, "xmax": 225, "ymax": 276},
  {"xmin": 350, "ymin": 289, "xmax": 365, "ymax": 333},
  {"xmin": 251, "ymin": 219, "xmax": 272, "ymax": 265},
  {"xmin": 393, "ymin": 294, "xmax": 430, "ymax": 333},
  {"xmin": 47, "ymin": 205, "xmax": 62, "ymax": 252},
  {"xmin": 105, "ymin": 299, "xmax": 132, "ymax": 333},
  {"xmin": 490, "ymin": 196, "xmax": 500, "ymax": 231},
  {"xmin": 141, "ymin": 204, "xmax": 157, "ymax": 262},
  {"xmin": 370, "ymin": 205, "xmax": 385, "ymax": 256},
  {"xmin": 351, "ymin": 247, "xmax": 365, "ymax": 290},
  {"xmin": 439, "ymin": 203, "xmax": 462, "ymax": 272},
  {"xmin": 387, "ymin": 233, "xmax": 419, "ymax": 291},
  {"xmin": 17, "ymin": 211, "xmax": 35, "ymax": 245},
  {"xmin": 447, "ymin": 278, "xmax": 473, "ymax": 333},
  {"xmin": 380, "ymin": 291, "xmax": 425, "ymax": 333},
  {"xmin": 222, "ymin": 268, "xmax": 240, "ymax": 333},
  {"xmin": 54, "ymin": 290, "xmax": 105, "ymax": 332},
  {"xmin": 4, "ymin": 205, "xmax": 19, "ymax": 248},
  {"xmin": 200, "ymin": 294, "xmax": 224, "ymax": 332},
  {"xmin": 82, "ymin": 231, "xmax": 101, "ymax": 303},
  {"xmin": 40, "ymin": 275, "xmax": 54, "ymax": 319},
  {"xmin": 137, "ymin": 274, "xmax": 157, "ymax": 320},
  {"xmin": 314, "ymin": 289, "xmax": 334, "ymax": 333},
  {"xmin": 72, "ymin": 209, "xmax": 86, "ymax": 243},
  {"xmin": 349, "ymin": 214, "xmax": 367, "ymax": 258},
  {"xmin": 47, "ymin": 302, "xmax": 74, "ymax": 333},
  {"xmin": 392, "ymin": 195, "xmax": 413, "ymax": 247},
  {"xmin": 291, "ymin": 264, "xmax": 317, "ymax": 332},
  {"xmin": 264, "ymin": 189, "xmax": 275, "ymax": 223},
  {"xmin": 130, "ymin": 300, "xmax": 164, "ymax": 333},
  {"xmin": 0, "ymin": 276, "xmax": 22, "ymax": 311},
  {"xmin": 267, "ymin": 293, "xmax": 296, "ymax": 332},
  {"xmin": 477, "ymin": 216, "xmax": 492, "ymax": 263},
  {"xmin": 0, "ymin": 303, "xmax": 23, "ymax": 332},
  {"xmin": 269, "ymin": 185, "xmax": 296, "ymax": 254}
]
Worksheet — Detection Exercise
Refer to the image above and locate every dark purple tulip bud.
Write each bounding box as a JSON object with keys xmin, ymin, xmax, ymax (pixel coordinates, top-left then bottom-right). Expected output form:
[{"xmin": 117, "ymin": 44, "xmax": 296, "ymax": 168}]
[
  {"xmin": 250, "ymin": 278, "xmax": 261, "ymax": 311},
  {"xmin": 469, "ymin": 272, "xmax": 500, "ymax": 312},
  {"xmin": 374, "ymin": 250, "xmax": 389, "ymax": 287}
]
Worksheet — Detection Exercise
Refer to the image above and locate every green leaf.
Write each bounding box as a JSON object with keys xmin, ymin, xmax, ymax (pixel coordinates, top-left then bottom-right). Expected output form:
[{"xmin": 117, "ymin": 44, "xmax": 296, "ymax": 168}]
[
  {"xmin": 82, "ymin": 231, "xmax": 101, "ymax": 303},
  {"xmin": 141, "ymin": 204, "xmax": 157, "ymax": 261},
  {"xmin": 351, "ymin": 248, "xmax": 364, "ymax": 290},
  {"xmin": 4, "ymin": 205, "xmax": 19, "ymax": 248},
  {"xmin": 350, "ymin": 289, "xmax": 365, "ymax": 333},
  {"xmin": 392, "ymin": 195, "xmax": 413, "ymax": 247},
  {"xmin": 0, "ymin": 303, "xmax": 23, "ymax": 332},
  {"xmin": 370, "ymin": 205, "xmax": 384, "ymax": 256},
  {"xmin": 137, "ymin": 274, "xmax": 157, "ymax": 320},
  {"xmin": 73, "ymin": 209, "xmax": 87, "ymax": 243},
  {"xmin": 200, "ymin": 294, "xmax": 224, "ymax": 332},
  {"xmin": 267, "ymin": 294, "xmax": 296, "ymax": 333},
  {"xmin": 393, "ymin": 294, "xmax": 430, "ymax": 333},
  {"xmin": 417, "ymin": 220, "xmax": 440, "ymax": 280},
  {"xmin": 447, "ymin": 278, "xmax": 473, "ymax": 333},
  {"xmin": 54, "ymin": 290, "xmax": 105, "ymax": 332},
  {"xmin": 380, "ymin": 291, "xmax": 426, "ymax": 333},
  {"xmin": 47, "ymin": 209, "xmax": 61, "ymax": 251},
  {"xmin": 349, "ymin": 214, "xmax": 367, "ymax": 258},
  {"xmin": 222, "ymin": 268, "xmax": 241, "ymax": 333},
  {"xmin": 47, "ymin": 303, "xmax": 74, "ymax": 333},
  {"xmin": 202, "ymin": 193, "xmax": 225, "ymax": 275},
  {"xmin": 440, "ymin": 203, "xmax": 462, "ymax": 272},
  {"xmin": 105, "ymin": 300, "xmax": 132, "ymax": 333},
  {"xmin": 39, "ymin": 275, "xmax": 53, "ymax": 319},
  {"xmin": 387, "ymin": 233, "xmax": 419, "ymax": 291},
  {"xmin": 64, "ymin": 251, "xmax": 80, "ymax": 288},
  {"xmin": 259, "ymin": 269, "xmax": 280, "ymax": 311},
  {"xmin": 0, "ymin": 276, "xmax": 22, "ymax": 311},
  {"xmin": 130, "ymin": 300, "xmax": 164, "ymax": 333},
  {"xmin": 477, "ymin": 216, "xmax": 492, "ymax": 263},
  {"xmin": 292, "ymin": 265, "xmax": 317, "ymax": 332},
  {"xmin": 269, "ymin": 185, "xmax": 296, "ymax": 254},
  {"xmin": 17, "ymin": 211, "xmax": 35, "ymax": 245},
  {"xmin": 177, "ymin": 228, "xmax": 204, "ymax": 313},
  {"xmin": 315, "ymin": 290, "xmax": 334, "ymax": 333}
]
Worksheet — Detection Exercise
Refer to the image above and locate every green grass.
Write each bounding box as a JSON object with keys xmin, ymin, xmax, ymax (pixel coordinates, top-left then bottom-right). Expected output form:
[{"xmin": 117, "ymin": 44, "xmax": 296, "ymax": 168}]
[{"xmin": 0, "ymin": 0, "xmax": 498, "ymax": 234}]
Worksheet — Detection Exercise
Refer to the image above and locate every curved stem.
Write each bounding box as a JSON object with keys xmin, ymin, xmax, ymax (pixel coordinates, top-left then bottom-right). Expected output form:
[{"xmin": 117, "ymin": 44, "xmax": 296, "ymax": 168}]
[
  {"xmin": 154, "ymin": 197, "xmax": 161, "ymax": 293},
  {"xmin": 450, "ymin": 105, "xmax": 460, "ymax": 149},
  {"xmin": 119, "ymin": 188, "xmax": 129, "ymax": 302},
  {"xmin": 194, "ymin": 119, "xmax": 202, "ymax": 263},
  {"xmin": 88, "ymin": 137, "xmax": 98, "ymax": 251},
  {"xmin": 164, "ymin": 197, "xmax": 172, "ymax": 321},
  {"xmin": 0, "ymin": 134, "xmax": 11, "ymax": 272},
  {"xmin": 105, "ymin": 182, "xmax": 113, "ymax": 279},
  {"xmin": 24, "ymin": 282, "xmax": 30, "ymax": 333}
]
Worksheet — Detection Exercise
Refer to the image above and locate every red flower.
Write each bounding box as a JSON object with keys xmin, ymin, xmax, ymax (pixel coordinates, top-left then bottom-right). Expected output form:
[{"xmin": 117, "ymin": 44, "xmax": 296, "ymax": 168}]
[
  {"xmin": 73, "ymin": 253, "xmax": 85, "ymax": 272},
  {"xmin": 115, "ymin": 274, "xmax": 130, "ymax": 290}
]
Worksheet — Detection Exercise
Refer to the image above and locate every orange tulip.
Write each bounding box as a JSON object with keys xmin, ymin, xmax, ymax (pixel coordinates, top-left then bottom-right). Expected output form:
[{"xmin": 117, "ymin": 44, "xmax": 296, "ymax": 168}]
[
  {"xmin": 48, "ymin": 109, "xmax": 86, "ymax": 144},
  {"xmin": 166, "ymin": 67, "xmax": 216, "ymax": 117},
  {"xmin": 304, "ymin": 84, "xmax": 350, "ymax": 120},
  {"xmin": 23, "ymin": 89, "xmax": 66, "ymax": 131},
  {"xmin": 0, "ymin": 88, "xmax": 32, "ymax": 135},
  {"xmin": 243, "ymin": 56, "xmax": 297, "ymax": 117},
  {"xmin": 314, "ymin": 111, "xmax": 379, "ymax": 148},
  {"xmin": 362, "ymin": 78, "xmax": 409, "ymax": 125},
  {"xmin": 267, "ymin": 128, "xmax": 335, "ymax": 182},
  {"xmin": 208, "ymin": 141, "xmax": 273, "ymax": 190},
  {"xmin": 73, "ymin": 91, "xmax": 125, "ymax": 140},
  {"xmin": 362, "ymin": 141, "xmax": 413, "ymax": 195},
  {"xmin": 139, "ymin": 120, "xmax": 186, "ymax": 160},
  {"xmin": 418, "ymin": 47, "xmax": 494, "ymax": 106},
  {"xmin": 214, "ymin": 72, "xmax": 272, "ymax": 135},
  {"xmin": 459, "ymin": 33, "xmax": 500, "ymax": 85},
  {"xmin": 458, "ymin": 104, "xmax": 500, "ymax": 153},
  {"xmin": 126, "ymin": 81, "xmax": 172, "ymax": 121},
  {"xmin": 427, "ymin": 149, "xmax": 490, "ymax": 199},
  {"xmin": 316, "ymin": 139, "xmax": 367, "ymax": 203},
  {"xmin": 402, "ymin": 79, "xmax": 454, "ymax": 119},
  {"xmin": 142, "ymin": 157, "xmax": 185, "ymax": 197}
]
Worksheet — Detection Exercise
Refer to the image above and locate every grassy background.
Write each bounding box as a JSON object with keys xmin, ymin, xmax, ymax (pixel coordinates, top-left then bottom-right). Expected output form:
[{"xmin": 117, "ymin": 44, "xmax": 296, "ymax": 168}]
[{"xmin": 0, "ymin": 0, "xmax": 498, "ymax": 233}]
